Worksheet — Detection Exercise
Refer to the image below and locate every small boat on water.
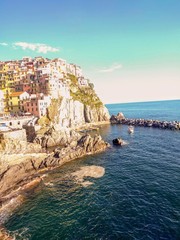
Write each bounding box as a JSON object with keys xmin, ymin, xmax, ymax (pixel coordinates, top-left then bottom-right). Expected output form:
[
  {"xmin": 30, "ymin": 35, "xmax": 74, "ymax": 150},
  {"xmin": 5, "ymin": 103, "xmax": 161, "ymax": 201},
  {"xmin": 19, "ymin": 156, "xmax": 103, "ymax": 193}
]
[{"xmin": 128, "ymin": 125, "xmax": 134, "ymax": 134}]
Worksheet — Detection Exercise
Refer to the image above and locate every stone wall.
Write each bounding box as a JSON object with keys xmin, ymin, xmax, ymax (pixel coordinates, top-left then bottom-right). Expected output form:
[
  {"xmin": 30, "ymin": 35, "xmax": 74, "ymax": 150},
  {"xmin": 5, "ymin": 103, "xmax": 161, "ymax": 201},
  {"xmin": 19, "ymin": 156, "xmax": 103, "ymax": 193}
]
[{"xmin": 0, "ymin": 129, "xmax": 27, "ymax": 141}]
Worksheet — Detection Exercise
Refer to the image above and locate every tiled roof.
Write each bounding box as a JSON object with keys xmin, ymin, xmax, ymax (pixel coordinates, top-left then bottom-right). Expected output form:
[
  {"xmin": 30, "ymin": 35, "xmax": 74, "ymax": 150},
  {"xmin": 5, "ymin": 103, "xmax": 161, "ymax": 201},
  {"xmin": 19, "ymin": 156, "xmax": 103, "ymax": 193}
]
[{"xmin": 9, "ymin": 91, "xmax": 25, "ymax": 97}]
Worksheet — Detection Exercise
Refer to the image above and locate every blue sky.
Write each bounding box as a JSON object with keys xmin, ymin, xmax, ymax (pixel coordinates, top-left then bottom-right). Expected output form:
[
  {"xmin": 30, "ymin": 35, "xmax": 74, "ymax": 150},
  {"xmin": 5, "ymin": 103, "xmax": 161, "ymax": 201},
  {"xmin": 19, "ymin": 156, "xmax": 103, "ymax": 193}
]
[{"xmin": 0, "ymin": 0, "xmax": 180, "ymax": 103}]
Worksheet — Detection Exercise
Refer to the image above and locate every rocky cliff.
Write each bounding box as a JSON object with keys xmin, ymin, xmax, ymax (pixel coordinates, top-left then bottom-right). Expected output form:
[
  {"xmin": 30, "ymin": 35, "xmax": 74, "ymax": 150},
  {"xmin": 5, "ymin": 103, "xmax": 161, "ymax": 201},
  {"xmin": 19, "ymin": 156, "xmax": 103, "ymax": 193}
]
[
  {"xmin": 0, "ymin": 60, "xmax": 110, "ymax": 237},
  {"xmin": 39, "ymin": 73, "xmax": 110, "ymax": 128},
  {"xmin": 34, "ymin": 73, "xmax": 110, "ymax": 148},
  {"xmin": 0, "ymin": 134, "xmax": 109, "ymax": 199}
]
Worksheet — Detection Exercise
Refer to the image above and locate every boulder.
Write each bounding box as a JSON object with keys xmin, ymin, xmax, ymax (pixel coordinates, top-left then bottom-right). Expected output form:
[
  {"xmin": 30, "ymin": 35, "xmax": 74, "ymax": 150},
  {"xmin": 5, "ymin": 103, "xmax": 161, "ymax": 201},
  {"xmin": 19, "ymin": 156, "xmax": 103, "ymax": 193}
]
[
  {"xmin": 116, "ymin": 112, "xmax": 125, "ymax": 120},
  {"xmin": 112, "ymin": 138, "xmax": 124, "ymax": 146}
]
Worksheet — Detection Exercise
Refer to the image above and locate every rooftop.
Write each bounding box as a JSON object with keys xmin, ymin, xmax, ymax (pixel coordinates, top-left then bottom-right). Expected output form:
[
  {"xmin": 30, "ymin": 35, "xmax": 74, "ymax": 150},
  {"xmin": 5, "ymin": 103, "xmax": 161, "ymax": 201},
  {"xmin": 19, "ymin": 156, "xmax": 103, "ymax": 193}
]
[{"xmin": 9, "ymin": 91, "xmax": 25, "ymax": 97}]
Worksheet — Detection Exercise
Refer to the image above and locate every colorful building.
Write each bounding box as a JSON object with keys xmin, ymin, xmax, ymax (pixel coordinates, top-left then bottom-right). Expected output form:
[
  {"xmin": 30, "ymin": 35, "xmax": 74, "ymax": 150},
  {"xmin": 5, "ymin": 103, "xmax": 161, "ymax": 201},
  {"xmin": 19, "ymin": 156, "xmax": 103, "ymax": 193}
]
[
  {"xmin": 0, "ymin": 56, "xmax": 85, "ymax": 116},
  {"xmin": 9, "ymin": 91, "xmax": 29, "ymax": 114},
  {"xmin": 23, "ymin": 93, "xmax": 51, "ymax": 118},
  {"xmin": 0, "ymin": 90, "xmax": 4, "ymax": 114}
]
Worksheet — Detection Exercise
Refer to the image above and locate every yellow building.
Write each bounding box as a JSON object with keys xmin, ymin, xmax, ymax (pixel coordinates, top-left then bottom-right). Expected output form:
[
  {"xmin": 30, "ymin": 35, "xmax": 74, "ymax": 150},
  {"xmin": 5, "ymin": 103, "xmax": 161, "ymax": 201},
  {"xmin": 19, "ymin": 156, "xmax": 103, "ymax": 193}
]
[
  {"xmin": 9, "ymin": 91, "xmax": 29, "ymax": 114},
  {"xmin": 0, "ymin": 63, "xmax": 15, "ymax": 113},
  {"xmin": 0, "ymin": 90, "xmax": 4, "ymax": 115}
]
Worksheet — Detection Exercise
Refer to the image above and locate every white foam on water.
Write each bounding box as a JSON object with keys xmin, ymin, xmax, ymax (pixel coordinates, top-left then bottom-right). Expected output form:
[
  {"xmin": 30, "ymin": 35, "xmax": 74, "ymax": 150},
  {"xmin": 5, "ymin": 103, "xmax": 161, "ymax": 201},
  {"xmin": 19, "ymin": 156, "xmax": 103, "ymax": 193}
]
[
  {"xmin": 9, "ymin": 227, "xmax": 30, "ymax": 240},
  {"xmin": 71, "ymin": 165, "xmax": 105, "ymax": 187},
  {"xmin": 0, "ymin": 195, "xmax": 25, "ymax": 225}
]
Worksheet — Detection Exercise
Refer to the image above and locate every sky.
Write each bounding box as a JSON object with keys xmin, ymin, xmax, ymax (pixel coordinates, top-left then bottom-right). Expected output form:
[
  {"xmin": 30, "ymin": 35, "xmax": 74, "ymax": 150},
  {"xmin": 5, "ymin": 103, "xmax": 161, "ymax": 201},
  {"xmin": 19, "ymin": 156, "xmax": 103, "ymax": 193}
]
[{"xmin": 0, "ymin": 0, "xmax": 180, "ymax": 103}]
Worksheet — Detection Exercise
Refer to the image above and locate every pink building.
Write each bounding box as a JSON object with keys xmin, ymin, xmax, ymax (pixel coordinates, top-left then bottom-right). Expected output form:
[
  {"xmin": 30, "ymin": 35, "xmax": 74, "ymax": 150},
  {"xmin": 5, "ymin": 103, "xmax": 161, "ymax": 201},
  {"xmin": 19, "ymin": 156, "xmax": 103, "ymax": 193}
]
[{"xmin": 23, "ymin": 94, "xmax": 51, "ymax": 118}]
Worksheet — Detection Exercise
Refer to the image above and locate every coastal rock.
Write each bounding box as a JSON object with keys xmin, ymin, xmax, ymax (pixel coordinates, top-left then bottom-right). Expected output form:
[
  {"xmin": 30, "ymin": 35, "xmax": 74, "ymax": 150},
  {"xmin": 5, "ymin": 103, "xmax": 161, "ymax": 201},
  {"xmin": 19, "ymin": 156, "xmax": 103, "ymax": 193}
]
[
  {"xmin": 57, "ymin": 98, "xmax": 110, "ymax": 127},
  {"xmin": 0, "ymin": 134, "xmax": 109, "ymax": 199},
  {"xmin": 116, "ymin": 112, "xmax": 125, "ymax": 120},
  {"xmin": 110, "ymin": 112, "xmax": 125, "ymax": 124},
  {"xmin": 34, "ymin": 127, "xmax": 81, "ymax": 148},
  {"xmin": 84, "ymin": 105, "xmax": 110, "ymax": 123},
  {"xmin": 0, "ymin": 227, "xmax": 14, "ymax": 240},
  {"xmin": 0, "ymin": 153, "xmax": 48, "ymax": 197},
  {"xmin": 112, "ymin": 138, "xmax": 126, "ymax": 146},
  {"xmin": 50, "ymin": 134, "xmax": 109, "ymax": 164},
  {"xmin": 0, "ymin": 137, "xmax": 42, "ymax": 154}
]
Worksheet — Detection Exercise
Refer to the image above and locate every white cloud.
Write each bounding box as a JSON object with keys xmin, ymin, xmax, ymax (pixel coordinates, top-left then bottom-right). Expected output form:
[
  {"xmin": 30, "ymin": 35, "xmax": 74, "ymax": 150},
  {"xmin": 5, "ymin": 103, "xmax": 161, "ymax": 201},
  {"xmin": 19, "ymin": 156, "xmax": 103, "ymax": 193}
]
[
  {"xmin": 0, "ymin": 42, "xmax": 8, "ymax": 46},
  {"xmin": 13, "ymin": 42, "xmax": 59, "ymax": 53},
  {"xmin": 99, "ymin": 63, "xmax": 122, "ymax": 73}
]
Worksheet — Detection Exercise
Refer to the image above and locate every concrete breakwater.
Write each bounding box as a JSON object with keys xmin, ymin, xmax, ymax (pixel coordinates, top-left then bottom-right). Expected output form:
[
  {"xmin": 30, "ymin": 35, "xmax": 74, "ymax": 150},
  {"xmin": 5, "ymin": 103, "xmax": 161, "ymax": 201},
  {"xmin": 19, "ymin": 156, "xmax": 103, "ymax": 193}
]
[{"xmin": 110, "ymin": 113, "xmax": 180, "ymax": 130}]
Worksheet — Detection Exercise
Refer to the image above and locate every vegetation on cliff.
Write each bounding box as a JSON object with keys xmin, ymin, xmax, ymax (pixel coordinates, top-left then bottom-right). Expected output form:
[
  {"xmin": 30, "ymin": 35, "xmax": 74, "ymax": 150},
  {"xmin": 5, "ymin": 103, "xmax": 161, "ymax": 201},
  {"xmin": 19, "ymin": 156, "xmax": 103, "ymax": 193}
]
[
  {"xmin": 68, "ymin": 74, "xmax": 103, "ymax": 108},
  {"xmin": 38, "ymin": 97, "xmax": 62, "ymax": 127},
  {"xmin": 37, "ymin": 73, "xmax": 109, "ymax": 128},
  {"xmin": 47, "ymin": 97, "xmax": 63, "ymax": 123}
]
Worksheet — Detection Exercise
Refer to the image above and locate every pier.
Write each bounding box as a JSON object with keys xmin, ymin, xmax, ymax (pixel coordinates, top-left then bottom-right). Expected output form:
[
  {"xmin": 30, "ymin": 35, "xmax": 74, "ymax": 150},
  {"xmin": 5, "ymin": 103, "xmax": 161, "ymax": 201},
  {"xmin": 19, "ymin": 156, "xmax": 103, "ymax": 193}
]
[{"xmin": 110, "ymin": 113, "xmax": 180, "ymax": 131}]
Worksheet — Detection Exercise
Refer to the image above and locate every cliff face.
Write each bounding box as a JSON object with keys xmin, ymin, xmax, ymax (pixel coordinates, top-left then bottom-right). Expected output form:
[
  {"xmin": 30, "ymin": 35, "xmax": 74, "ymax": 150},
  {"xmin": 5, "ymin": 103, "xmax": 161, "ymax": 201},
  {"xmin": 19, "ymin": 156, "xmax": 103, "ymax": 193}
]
[
  {"xmin": 57, "ymin": 98, "xmax": 110, "ymax": 128},
  {"xmin": 41, "ymin": 73, "xmax": 110, "ymax": 128}
]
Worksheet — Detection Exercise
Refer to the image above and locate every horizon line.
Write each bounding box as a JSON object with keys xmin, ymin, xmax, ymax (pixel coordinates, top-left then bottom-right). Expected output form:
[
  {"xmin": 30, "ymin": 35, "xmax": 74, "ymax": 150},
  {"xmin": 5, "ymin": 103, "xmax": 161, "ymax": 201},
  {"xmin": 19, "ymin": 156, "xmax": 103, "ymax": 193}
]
[{"xmin": 105, "ymin": 98, "xmax": 180, "ymax": 105}]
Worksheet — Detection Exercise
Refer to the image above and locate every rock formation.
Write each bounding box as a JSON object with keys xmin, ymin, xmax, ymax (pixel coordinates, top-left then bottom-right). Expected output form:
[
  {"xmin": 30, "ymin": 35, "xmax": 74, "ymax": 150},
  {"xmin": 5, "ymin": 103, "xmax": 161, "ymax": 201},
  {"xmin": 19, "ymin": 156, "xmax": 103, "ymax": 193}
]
[
  {"xmin": 34, "ymin": 126, "xmax": 81, "ymax": 148},
  {"xmin": 112, "ymin": 138, "xmax": 128, "ymax": 146},
  {"xmin": 0, "ymin": 134, "xmax": 109, "ymax": 199},
  {"xmin": 0, "ymin": 135, "xmax": 42, "ymax": 154},
  {"xmin": 38, "ymin": 73, "xmax": 110, "ymax": 129},
  {"xmin": 0, "ymin": 227, "xmax": 14, "ymax": 240}
]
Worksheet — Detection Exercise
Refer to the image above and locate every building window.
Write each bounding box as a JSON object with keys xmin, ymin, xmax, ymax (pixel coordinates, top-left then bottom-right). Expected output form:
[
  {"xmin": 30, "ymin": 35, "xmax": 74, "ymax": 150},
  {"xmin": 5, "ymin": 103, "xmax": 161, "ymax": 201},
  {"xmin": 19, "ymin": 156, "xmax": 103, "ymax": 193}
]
[
  {"xmin": 9, "ymin": 122, "xmax": 12, "ymax": 126},
  {"xmin": 18, "ymin": 121, "xmax": 20, "ymax": 125}
]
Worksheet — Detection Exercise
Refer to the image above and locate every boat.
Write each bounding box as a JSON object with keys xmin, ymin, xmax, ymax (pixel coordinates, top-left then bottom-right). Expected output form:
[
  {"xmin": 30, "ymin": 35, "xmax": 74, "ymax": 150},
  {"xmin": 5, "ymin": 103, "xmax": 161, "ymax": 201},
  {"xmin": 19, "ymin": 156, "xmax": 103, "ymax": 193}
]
[{"xmin": 128, "ymin": 125, "xmax": 134, "ymax": 134}]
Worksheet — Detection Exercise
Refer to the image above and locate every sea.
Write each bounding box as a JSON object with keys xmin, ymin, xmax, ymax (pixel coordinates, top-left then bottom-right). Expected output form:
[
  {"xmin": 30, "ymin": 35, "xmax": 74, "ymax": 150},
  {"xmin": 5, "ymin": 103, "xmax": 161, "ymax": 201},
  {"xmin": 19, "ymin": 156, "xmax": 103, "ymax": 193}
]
[{"xmin": 4, "ymin": 100, "xmax": 180, "ymax": 240}]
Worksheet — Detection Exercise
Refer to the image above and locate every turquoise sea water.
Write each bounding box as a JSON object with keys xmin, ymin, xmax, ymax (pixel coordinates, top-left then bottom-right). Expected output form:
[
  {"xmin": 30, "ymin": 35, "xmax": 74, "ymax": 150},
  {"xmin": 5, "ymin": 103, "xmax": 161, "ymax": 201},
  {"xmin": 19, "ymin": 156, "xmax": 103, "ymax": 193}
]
[
  {"xmin": 107, "ymin": 100, "xmax": 180, "ymax": 121},
  {"xmin": 4, "ymin": 100, "xmax": 180, "ymax": 240}
]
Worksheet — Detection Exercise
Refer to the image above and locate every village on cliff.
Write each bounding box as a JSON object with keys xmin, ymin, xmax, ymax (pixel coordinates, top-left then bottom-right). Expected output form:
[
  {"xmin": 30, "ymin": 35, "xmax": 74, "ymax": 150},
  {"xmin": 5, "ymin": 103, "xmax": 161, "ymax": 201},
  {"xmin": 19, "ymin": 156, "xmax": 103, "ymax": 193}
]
[{"xmin": 0, "ymin": 56, "xmax": 89, "ymax": 131}]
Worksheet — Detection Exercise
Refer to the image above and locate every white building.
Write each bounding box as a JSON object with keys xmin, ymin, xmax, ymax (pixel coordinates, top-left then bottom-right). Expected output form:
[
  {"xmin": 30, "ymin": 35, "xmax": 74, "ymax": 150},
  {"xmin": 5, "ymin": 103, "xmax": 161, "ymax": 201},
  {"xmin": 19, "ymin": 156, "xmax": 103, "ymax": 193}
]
[
  {"xmin": 66, "ymin": 63, "xmax": 76, "ymax": 75},
  {"xmin": 74, "ymin": 65, "xmax": 82, "ymax": 77},
  {"xmin": 58, "ymin": 82, "xmax": 70, "ymax": 98},
  {"xmin": 38, "ymin": 94, "xmax": 51, "ymax": 118},
  {"xmin": 53, "ymin": 58, "xmax": 67, "ymax": 74},
  {"xmin": 78, "ymin": 77, "xmax": 88, "ymax": 86},
  {"xmin": 48, "ymin": 77, "xmax": 70, "ymax": 99}
]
